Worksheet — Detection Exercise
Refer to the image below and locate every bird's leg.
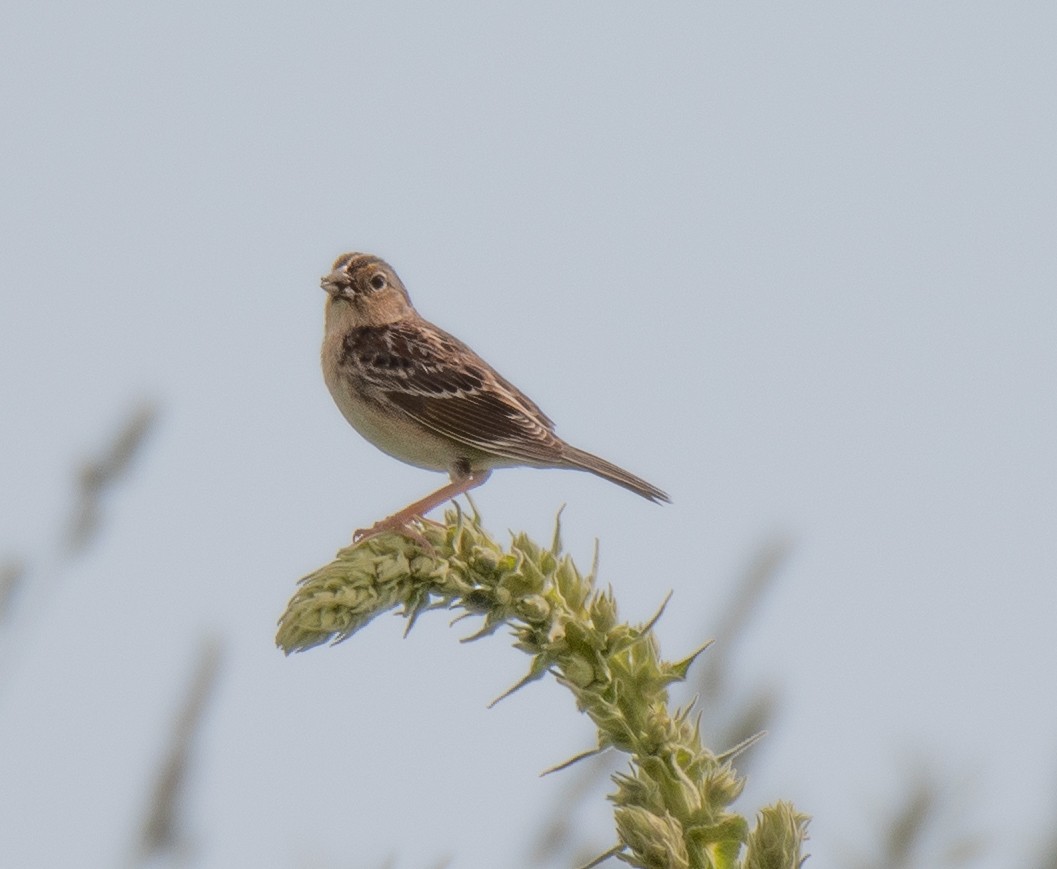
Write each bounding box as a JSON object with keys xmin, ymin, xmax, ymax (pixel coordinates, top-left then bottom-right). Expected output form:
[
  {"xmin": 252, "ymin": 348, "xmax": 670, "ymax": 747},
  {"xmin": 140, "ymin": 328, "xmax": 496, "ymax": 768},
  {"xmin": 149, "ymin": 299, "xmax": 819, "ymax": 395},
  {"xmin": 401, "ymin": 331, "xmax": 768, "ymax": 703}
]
[{"xmin": 353, "ymin": 469, "xmax": 492, "ymax": 546}]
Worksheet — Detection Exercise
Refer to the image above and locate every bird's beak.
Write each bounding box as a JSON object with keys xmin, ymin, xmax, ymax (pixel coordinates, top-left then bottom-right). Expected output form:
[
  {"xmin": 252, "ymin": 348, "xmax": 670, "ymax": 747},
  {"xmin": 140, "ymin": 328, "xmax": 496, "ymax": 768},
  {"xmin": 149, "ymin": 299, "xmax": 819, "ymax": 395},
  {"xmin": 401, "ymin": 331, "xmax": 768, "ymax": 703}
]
[{"xmin": 321, "ymin": 271, "xmax": 344, "ymax": 296}]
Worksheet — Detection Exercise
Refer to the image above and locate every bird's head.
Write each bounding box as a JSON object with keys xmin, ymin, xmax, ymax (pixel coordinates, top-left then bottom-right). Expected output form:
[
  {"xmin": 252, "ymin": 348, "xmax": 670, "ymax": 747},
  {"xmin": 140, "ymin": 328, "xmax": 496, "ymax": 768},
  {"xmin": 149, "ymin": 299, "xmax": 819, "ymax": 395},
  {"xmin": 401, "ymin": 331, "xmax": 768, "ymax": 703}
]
[{"xmin": 321, "ymin": 252, "xmax": 414, "ymax": 326}]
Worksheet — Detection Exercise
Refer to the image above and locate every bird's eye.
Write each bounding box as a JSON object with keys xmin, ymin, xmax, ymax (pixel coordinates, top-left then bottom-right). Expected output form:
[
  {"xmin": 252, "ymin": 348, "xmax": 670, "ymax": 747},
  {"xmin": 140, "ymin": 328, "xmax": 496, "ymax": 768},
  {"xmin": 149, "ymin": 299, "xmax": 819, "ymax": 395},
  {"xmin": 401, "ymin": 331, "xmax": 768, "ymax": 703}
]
[{"xmin": 369, "ymin": 272, "xmax": 387, "ymax": 291}]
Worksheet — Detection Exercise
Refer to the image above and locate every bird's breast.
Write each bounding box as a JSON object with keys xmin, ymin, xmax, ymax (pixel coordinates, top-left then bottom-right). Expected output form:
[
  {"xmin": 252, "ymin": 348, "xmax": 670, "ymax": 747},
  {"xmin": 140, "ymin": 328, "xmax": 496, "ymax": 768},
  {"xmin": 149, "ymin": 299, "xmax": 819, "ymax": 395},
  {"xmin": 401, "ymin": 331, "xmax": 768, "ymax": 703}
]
[{"xmin": 321, "ymin": 337, "xmax": 454, "ymax": 472}]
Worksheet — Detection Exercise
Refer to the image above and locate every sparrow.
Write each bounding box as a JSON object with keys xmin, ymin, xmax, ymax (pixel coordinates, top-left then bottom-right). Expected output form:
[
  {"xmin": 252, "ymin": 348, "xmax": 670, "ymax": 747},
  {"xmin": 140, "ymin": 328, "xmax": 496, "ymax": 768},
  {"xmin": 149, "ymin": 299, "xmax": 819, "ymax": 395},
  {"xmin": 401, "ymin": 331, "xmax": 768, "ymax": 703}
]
[{"xmin": 320, "ymin": 252, "xmax": 669, "ymax": 543}]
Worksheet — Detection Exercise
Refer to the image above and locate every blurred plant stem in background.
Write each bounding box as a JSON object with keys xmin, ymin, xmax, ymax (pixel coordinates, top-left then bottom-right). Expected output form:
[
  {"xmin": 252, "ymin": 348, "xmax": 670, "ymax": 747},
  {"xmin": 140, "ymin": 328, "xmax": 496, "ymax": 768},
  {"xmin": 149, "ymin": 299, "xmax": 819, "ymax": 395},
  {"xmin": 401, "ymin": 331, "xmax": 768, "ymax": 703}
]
[
  {"xmin": 1, "ymin": 402, "xmax": 157, "ymax": 690},
  {"xmin": 847, "ymin": 772, "xmax": 983, "ymax": 869},
  {"xmin": 65, "ymin": 401, "xmax": 157, "ymax": 556},
  {"xmin": 127, "ymin": 636, "xmax": 224, "ymax": 869},
  {"xmin": 277, "ymin": 508, "xmax": 810, "ymax": 869},
  {"xmin": 0, "ymin": 559, "xmax": 26, "ymax": 625}
]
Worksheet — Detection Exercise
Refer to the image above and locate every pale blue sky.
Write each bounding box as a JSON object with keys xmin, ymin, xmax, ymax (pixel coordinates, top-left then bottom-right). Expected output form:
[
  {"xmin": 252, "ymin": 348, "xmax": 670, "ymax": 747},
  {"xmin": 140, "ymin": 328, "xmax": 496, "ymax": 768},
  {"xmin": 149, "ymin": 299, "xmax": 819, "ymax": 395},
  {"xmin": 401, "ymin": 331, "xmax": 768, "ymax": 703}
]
[{"xmin": 1, "ymin": 2, "xmax": 1056, "ymax": 867}]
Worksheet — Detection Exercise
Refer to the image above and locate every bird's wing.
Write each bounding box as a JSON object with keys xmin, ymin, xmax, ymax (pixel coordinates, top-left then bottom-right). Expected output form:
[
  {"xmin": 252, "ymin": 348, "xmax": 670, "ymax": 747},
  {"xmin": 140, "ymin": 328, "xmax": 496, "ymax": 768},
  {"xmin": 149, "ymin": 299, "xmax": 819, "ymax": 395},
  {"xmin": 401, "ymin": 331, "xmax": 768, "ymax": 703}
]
[{"xmin": 342, "ymin": 320, "xmax": 564, "ymax": 464}]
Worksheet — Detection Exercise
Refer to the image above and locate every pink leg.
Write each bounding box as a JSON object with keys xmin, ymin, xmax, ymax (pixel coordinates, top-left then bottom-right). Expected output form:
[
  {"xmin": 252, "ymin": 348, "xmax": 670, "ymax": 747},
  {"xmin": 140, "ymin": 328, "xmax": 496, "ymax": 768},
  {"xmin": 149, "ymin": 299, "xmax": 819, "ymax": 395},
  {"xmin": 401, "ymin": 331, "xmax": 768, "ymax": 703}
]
[{"xmin": 354, "ymin": 469, "xmax": 492, "ymax": 545}]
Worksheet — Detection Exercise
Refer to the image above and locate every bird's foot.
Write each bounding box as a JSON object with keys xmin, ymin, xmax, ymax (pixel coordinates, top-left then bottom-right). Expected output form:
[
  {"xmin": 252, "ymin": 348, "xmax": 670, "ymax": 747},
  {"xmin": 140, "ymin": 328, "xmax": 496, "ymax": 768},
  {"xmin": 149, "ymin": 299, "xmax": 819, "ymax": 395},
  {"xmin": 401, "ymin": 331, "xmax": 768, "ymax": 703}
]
[{"xmin": 353, "ymin": 513, "xmax": 441, "ymax": 552}]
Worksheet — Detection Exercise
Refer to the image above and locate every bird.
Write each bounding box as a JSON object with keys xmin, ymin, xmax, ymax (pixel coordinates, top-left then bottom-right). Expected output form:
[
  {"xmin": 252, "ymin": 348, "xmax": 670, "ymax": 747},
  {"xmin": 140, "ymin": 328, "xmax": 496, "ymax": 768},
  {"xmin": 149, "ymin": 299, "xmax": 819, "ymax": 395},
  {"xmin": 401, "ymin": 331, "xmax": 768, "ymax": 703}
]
[{"xmin": 320, "ymin": 252, "xmax": 669, "ymax": 543}]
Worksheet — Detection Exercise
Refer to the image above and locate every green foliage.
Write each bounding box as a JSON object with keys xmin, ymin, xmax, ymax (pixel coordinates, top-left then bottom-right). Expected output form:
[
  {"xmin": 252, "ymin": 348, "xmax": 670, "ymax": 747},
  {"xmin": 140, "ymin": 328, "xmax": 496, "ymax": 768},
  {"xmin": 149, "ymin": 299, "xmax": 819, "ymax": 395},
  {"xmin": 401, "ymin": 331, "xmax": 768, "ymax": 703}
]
[{"xmin": 277, "ymin": 508, "xmax": 809, "ymax": 868}]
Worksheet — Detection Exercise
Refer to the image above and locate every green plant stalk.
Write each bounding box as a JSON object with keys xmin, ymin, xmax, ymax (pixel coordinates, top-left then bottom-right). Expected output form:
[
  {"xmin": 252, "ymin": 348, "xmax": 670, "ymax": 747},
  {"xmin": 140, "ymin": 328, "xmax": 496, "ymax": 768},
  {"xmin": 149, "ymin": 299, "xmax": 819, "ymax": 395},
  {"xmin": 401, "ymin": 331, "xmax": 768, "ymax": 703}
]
[{"xmin": 277, "ymin": 508, "xmax": 809, "ymax": 869}]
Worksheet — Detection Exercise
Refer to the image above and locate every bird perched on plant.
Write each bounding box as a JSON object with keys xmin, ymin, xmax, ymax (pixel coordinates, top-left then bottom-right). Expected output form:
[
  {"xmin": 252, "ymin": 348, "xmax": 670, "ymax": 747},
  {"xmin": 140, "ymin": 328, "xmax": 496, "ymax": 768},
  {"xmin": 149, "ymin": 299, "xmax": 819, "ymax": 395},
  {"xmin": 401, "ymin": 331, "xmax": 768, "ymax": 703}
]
[{"xmin": 320, "ymin": 252, "xmax": 669, "ymax": 543}]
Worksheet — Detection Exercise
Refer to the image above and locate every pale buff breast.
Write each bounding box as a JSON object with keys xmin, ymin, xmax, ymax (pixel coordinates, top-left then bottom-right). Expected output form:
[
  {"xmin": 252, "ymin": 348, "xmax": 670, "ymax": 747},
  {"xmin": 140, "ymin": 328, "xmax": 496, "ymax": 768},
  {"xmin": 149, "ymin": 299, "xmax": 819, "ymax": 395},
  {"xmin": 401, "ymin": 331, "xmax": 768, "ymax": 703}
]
[{"xmin": 330, "ymin": 385, "xmax": 457, "ymax": 471}]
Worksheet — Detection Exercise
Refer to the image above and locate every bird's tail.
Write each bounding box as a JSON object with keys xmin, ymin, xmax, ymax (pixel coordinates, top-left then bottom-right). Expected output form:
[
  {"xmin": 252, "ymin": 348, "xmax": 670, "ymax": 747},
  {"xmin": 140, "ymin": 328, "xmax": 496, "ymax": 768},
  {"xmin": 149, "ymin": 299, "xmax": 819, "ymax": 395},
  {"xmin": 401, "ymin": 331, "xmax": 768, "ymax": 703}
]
[{"xmin": 559, "ymin": 444, "xmax": 670, "ymax": 504}]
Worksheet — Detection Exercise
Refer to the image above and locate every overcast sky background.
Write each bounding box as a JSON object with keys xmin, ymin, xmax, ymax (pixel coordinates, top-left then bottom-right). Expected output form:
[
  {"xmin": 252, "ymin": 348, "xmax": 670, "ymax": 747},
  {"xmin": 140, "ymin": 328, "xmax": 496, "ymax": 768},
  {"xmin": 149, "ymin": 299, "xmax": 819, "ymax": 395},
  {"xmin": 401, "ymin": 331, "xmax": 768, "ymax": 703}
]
[{"xmin": 2, "ymin": 2, "xmax": 1056, "ymax": 867}]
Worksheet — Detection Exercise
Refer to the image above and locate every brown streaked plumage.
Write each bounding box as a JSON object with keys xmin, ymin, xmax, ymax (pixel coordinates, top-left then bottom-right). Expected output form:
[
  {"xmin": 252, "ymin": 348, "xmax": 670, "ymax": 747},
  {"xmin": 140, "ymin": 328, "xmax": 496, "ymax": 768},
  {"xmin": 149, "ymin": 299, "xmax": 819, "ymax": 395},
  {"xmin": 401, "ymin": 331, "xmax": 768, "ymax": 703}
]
[{"xmin": 320, "ymin": 252, "xmax": 669, "ymax": 543}]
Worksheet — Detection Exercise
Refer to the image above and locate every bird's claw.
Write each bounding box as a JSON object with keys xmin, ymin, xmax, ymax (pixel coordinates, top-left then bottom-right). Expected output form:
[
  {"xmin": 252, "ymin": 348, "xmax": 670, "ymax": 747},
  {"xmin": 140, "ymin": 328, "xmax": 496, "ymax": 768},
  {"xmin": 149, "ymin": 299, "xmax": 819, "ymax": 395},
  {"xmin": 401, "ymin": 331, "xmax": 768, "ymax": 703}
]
[{"xmin": 353, "ymin": 515, "xmax": 440, "ymax": 554}]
